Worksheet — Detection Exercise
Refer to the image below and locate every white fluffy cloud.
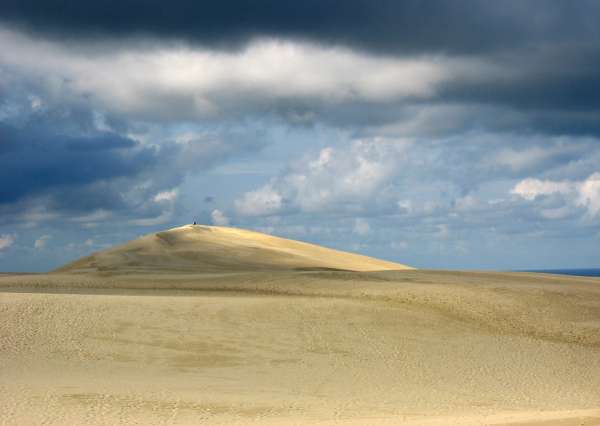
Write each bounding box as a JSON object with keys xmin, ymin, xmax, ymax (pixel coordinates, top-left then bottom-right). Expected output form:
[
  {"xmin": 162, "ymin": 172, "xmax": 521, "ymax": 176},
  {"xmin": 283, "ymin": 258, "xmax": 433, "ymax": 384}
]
[
  {"xmin": 576, "ymin": 173, "xmax": 600, "ymax": 217},
  {"xmin": 235, "ymin": 138, "xmax": 410, "ymax": 216},
  {"xmin": 512, "ymin": 173, "xmax": 600, "ymax": 218},
  {"xmin": 154, "ymin": 189, "xmax": 178, "ymax": 203},
  {"xmin": 211, "ymin": 209, "xmax": 230, "ymax": 226},
  {"xmin": 0, "ymin": 27, "xmax": 484, "ymax": 121},
  {"xmin": 0, "ymin": 234, "xmax": 15, "ymax": 250},
  {"xmin": 34, "ymin": 235, "xmax": 51, "ymax": 249},
  {"xmin": 511, "ymin": 178, "xmax": 573, "ymax": 200}
]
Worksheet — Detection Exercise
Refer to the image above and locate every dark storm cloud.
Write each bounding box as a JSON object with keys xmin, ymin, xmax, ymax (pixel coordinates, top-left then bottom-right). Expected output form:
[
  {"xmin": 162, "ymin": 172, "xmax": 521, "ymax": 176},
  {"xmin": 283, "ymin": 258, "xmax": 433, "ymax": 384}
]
[
  {"xmin": 0, "ymin": 75, "xmax": 266, "ymax": 220},
  {"xmin": 3, "ymin": 5, "xmax": 599, "ymax": 139},
  {"xmin": 438, "ymin": 46, "xmax": 600, "ymax": 111},
  {"xmin": 2, "ymin": 0, "xmax": 599, "ymax": 55},
  {"xmin": 320, "ymin": 44, "xmax": 600, "ymax": 137},
  {"xmin": 0, "ymin": 122, "xmax": 157, "ymax": 207}
]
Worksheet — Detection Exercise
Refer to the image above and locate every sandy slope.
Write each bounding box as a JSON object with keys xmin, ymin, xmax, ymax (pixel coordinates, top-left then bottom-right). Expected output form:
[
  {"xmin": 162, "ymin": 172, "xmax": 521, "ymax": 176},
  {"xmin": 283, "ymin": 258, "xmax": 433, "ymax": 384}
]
[
  {"xmin": 1, "ymin": 269, "xmax": 600, "ymax": 425},
  {"xmin": 1, "ymin": 227, "xmax": 600, "ymax": 425},
  {"xmin": 56, "ymin": 225, "xmax": 413, "ymax": 273}
]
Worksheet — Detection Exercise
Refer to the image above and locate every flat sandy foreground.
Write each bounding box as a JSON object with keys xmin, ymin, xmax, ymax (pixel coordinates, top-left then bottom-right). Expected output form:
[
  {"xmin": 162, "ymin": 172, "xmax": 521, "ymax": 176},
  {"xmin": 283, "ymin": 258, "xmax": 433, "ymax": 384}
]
[{"xmin": 1, "ymin": 270, "xmax": 600, "ymax": 425}]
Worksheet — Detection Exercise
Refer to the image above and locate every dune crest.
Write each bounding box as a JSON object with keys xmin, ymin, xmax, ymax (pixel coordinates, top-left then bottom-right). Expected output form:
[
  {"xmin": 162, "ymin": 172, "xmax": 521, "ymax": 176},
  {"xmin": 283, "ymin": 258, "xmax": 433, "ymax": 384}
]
[{"xmin": 56, "ymin": 224, "xmax": 413, "ymax": 274}]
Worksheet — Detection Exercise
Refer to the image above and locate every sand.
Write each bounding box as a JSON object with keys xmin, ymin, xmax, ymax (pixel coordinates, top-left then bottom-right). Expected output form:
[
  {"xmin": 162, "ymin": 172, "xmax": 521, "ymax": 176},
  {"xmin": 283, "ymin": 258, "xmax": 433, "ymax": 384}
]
[
  {"xmin": 1, "ymin": 226, "xmax": 599, "ymax": 425},
  {"xmin": 56, "ymin": 225, "xmax": 413, "ymax": 274}
]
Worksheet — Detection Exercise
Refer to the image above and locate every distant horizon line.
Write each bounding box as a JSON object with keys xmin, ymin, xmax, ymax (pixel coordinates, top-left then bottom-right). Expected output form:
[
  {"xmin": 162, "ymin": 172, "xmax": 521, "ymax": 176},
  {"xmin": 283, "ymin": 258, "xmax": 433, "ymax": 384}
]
[
  {"xmin": 515, "ymin": 268, "xmax": 600, "ymax": 278},
  {"xmin": 2, "ymin": 267, "xmax": 600, "ymax": 276}
]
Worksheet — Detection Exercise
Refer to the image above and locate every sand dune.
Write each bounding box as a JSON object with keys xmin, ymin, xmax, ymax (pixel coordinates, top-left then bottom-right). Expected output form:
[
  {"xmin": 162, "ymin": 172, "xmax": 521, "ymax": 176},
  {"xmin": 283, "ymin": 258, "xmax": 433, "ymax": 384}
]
[
  {"xmin": 1, "ymin": 226, "xmax": 600, "ymax": 425},
  {"xmin": 56, "ymin": 225, "xmax": 413, "ymax": 274}
]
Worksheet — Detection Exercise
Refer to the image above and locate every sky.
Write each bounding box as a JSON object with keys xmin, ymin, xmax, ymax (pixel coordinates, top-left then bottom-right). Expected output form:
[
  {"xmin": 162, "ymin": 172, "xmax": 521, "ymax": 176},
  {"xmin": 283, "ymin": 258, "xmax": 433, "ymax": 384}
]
[{"xmin": 1, "ymin": 0, "xmax": 600, "ymax": 272}]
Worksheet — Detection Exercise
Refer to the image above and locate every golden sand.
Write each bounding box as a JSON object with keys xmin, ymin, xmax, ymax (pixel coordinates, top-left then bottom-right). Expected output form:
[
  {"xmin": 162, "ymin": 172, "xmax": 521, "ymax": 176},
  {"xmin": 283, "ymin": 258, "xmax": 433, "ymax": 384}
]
[{"xmin": 1, "ymin": 226, "xmax": 599, "ymax": 425}]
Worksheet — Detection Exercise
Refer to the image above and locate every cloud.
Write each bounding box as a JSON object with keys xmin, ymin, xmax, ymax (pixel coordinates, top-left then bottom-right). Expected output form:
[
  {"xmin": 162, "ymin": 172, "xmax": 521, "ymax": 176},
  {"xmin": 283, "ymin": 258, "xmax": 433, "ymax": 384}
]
[
  {"xmin": 0, "ymin": 72, "xmax": 264, "ymax": 228},
  {"xmin": 34, "ymin": 234, "xmax": 51, "ymax": 249},
  {"xmin": 154, "ymin": 189, "xmax": 178, "ymax": 203},
  {"xmin": 2, "ymin": 1, "xmax": 597, "ymax": 56},
  {"xmin": 493, "ymin": 145, "xmax": 584, "ymax": 173},
  {"xmin": 0, "ymin": 122, "xmax": 155, "ymax": 206},
  {"xmin": 210, "ymin": 209, "xmax": 229, "ymax": 226},
  {"xmin": 540, "ymin": 206, "xmax": 572, "ymax": 220},
  {"xmin": 0, "ymin": 28, "xmax": 456, "ymax": 122},
  {"xmin": 129, "ymin": 190, "xmax": 179, "ymax": 226},
  {"xmin": 577, "ymin": 173, "xmax": 600, "ymax": 217},
  {"xmin": 229, "ymin": 132, "xmax": 600, "ymax": 268},
  {"xmin": 511, "ymin": 178, "xmax": 573, "ymax": 201},
  {"xmin": 236, "ymin": 138, "xmax": 410, "ymax": 216},
  {"xmin": 2, "ymin": 24, "xmax": 600, "ymax": 140},
  {"xmin": 512, "ymin": 173, "xmax": 600, "ymax": 218},
  {"xmin": 235, "ymin": 185, "xmax": 283, "ymax": 217},
  {"xmin": 235, "ymin": 134, "xmax": 600, "ymax": 236},
  {"xmin": 0, "ymin": 234, "xmax": 15, "ymax": 250},
  {"xmin": 2, "ymin": 3, "xmax": 600, "ymax": 271}
]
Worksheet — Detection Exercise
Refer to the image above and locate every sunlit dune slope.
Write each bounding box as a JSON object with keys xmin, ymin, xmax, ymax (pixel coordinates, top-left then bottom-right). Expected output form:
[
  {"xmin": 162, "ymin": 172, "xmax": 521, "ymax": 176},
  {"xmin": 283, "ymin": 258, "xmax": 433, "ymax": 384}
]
[{"xmin": 56, "ymin": 225, "xmax": 413, "ymax": 273}]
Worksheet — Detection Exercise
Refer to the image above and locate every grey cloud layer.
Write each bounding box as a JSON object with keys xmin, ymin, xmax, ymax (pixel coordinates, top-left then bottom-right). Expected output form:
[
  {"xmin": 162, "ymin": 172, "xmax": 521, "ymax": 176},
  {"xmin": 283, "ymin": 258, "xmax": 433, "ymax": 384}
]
[
  {"xmin": 2, "ymin": 26, "xmax": 599, "ymax": 139},
  {"xmin": 2, "ymin": 0, "xmax": 598, "ymax": 55}
]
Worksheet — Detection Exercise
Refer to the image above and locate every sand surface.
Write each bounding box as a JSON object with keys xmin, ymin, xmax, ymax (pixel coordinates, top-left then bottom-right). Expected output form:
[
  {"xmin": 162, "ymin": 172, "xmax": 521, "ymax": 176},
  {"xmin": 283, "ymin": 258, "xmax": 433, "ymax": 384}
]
[
  {"xmin": 1, "ymin": 270, "xmax": 600, "ymax": 425},
  {"xmin": 1, "ymin": 226, "xmax": 600, "ymax": 425},
  {"xmin": 56, "ymin": 225, "xmax": 413, "ymax": 274}
]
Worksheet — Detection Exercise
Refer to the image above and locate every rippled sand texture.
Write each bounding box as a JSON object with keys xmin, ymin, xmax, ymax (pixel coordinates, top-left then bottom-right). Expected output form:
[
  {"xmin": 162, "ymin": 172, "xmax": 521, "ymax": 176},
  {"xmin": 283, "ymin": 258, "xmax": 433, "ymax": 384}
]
[
  {"xmin": 1, "ymin": 226, "xmax": 599, "ymax": 425},
  {"xmin": 2, "ymin": 269, "xmax": 600, "ymax": 425}
]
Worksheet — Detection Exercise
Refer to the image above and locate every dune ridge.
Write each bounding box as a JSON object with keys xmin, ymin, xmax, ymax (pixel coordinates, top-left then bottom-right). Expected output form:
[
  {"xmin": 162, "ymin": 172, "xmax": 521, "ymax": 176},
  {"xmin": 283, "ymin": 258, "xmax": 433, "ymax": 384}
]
[{"xmin": 56, "ymin": 224, "xmax": 413, "ymax": 274}]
